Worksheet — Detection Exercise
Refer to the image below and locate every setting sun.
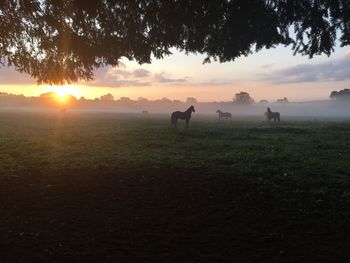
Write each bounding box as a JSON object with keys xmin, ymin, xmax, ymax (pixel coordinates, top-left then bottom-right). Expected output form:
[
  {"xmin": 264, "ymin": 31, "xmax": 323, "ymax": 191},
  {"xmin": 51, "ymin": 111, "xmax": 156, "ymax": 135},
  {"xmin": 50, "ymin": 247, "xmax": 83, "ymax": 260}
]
[
  {"xmin": 43, "ymin": 85, "xmax": 80, "ymax": 103},
  {"xmin": 3, "ymin": 2, "xmax": 350, "ymax": 262}
]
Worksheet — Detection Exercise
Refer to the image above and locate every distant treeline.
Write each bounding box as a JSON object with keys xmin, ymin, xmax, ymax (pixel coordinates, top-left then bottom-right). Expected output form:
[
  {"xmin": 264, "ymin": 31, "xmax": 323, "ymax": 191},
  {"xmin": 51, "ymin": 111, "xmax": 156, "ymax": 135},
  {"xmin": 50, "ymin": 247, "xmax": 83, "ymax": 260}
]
[
  {"xmin": 0, "ymin": 91, "xmax": 349, "ymax": 117},
  {"xmin": 0, "ymin": 91, "xmax": 288, "ymax": 110}
]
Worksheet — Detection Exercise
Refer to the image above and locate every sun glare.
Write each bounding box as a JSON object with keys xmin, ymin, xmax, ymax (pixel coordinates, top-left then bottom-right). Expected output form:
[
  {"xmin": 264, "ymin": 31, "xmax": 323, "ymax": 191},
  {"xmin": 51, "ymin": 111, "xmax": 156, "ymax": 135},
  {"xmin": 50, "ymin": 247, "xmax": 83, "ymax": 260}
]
[{"xmin": 44, "ymin": 85, "xmax": 80, "ymax": 103}]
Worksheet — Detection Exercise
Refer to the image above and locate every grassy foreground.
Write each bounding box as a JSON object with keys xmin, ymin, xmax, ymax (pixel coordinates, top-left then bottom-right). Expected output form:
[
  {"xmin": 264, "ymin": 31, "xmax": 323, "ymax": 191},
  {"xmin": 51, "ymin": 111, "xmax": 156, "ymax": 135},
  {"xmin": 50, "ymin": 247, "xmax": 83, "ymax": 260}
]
[{"xmin": 0, "ymin": 111, "xmax": 350, "ymax": 262}]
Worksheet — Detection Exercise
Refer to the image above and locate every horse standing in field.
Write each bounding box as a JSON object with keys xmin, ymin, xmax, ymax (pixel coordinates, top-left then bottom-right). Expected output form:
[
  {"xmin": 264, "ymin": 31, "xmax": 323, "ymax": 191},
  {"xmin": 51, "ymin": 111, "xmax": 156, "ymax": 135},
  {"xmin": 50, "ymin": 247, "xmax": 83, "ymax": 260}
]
[
  {"xmin": 171, "ymin": 105, "xmax": 195, "ymax": 128},
  {"xmin": 216, "ymin": 110, "xmax": 232, "ymax": 120},
  {"xmin": 265, "ymin": 107, "xmax": 280, "ymax": 123}
]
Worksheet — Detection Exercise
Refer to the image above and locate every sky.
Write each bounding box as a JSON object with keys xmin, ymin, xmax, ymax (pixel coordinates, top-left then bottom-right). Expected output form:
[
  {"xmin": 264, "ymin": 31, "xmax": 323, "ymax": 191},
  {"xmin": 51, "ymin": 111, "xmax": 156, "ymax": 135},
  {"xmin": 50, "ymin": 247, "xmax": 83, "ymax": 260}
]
[{"xmin": 1, "ymin": 44, "xmax": 350, "ymax": 102}]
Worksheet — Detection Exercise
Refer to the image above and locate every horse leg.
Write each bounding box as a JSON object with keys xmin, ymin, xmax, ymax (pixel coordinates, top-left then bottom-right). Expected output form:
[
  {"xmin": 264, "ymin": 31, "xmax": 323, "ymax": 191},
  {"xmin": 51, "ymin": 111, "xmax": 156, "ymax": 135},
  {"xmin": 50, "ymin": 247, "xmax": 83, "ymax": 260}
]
[
  {"xmin": 186, "ymin": 119, "xmax": 189, "ymax": 128},
  {"xmin": 171, "ymin": 114, "xmax": 174, "ymax": 126},
  {"xmin": 171, "ymin": 115, "xmax": 177, "ymax": 128}
]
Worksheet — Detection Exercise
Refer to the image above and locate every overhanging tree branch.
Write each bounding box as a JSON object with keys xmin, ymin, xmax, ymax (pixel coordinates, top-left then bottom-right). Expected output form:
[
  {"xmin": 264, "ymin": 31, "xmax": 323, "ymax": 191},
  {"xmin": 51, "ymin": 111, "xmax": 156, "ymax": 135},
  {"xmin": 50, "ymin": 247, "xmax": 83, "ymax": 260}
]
[{"xmin": 0, "ymin": 0, "xmax": 349, "ymax": 85}]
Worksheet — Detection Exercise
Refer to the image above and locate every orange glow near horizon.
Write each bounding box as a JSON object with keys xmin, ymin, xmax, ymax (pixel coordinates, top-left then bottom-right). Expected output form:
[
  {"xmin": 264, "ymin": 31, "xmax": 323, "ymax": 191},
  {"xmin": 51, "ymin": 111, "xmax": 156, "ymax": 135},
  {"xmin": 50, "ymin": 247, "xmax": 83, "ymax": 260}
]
[
  {"xmin": 1, "ymin": 47, "xmax": 350, "ymax": 102},
  {"xmin": 0, "ymin": 81, "xmax": 343, "ymax": 103},
  {"xmin": 48, "ymin": 85, "xmax": 80, "ymax": 98},
  {"xmin": 43, "ymin": 85, "xmax": 80, "ymax": 104}
]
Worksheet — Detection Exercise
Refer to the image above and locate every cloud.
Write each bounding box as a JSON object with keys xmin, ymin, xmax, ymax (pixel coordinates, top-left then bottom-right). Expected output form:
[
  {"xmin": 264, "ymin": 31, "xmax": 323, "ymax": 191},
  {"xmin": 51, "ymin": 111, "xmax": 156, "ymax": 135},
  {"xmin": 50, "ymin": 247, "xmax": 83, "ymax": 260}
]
[
  {"xmin": 117, "ymin": 61, "xmax": 127, "ymax": 68},
  {"xmin": 87, "ymin": 66, "xmax": 188, "ymax": 88},
  {"xmin": 262, "ymin": 52, "xmax": 350, "ymax": 84},
  {"xmin": 199, "ymin": 80, "xmax": 234, "ymax": 86},
  {"xmin": 154, "ymin": 72, "xmax": 188, "ymax": 83},
  {"xmin": 261, "ymin": 63, "xmax": 275, "ymax": 69},
  {"xmin": 0, "ymin": 62, "xmax": 231, "ymax": 88},
  {"xmin": 132, "ymin": 69, "xmax": 151, "ymax": 78},
  {"xmin": 0, "ymin": 67, "xmax": 35, "ymax": 85},
  {"xmin": 86, "ymin": 67, "xmax": 150, "ymax": 87},
  {"xmin": 88, "ymin": 66, "xmax": 237, "ymax": 88}
]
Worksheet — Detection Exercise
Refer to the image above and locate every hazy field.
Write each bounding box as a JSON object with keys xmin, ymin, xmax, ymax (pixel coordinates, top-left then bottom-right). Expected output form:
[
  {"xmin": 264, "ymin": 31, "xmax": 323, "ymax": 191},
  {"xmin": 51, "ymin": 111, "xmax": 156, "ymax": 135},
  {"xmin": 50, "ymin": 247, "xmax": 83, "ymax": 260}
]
[{"xmin": 1, "ymin": 111, "xmax": 350, "ymax": 262}]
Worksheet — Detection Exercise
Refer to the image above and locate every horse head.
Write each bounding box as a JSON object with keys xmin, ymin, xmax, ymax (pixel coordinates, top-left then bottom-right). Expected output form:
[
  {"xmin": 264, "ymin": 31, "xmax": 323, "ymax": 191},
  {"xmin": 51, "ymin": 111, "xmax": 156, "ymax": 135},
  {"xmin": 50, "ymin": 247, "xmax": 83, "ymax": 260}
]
[
  {"xmin": 190, "ymin": 105, "xmax": 195, "ymax": 112},
  {"xmin": 216, "ymin": 110, "xmax": 220, "ymax": 113}
]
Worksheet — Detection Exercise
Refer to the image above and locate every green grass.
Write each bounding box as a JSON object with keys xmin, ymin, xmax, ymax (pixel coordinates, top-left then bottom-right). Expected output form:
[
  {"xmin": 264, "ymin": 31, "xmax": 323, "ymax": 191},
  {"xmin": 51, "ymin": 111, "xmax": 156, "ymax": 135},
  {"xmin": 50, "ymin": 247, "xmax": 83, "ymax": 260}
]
[
  {"xmin": 1, "ymin": 111, "xmax": 350, "ymax": 206},
  {"xmin": 1, "ymin": 111, "xmax": 350, "ymax": 262},
  {"xmin": 1, "ymin": 111, "xmax": 350, "ymax": 178}
]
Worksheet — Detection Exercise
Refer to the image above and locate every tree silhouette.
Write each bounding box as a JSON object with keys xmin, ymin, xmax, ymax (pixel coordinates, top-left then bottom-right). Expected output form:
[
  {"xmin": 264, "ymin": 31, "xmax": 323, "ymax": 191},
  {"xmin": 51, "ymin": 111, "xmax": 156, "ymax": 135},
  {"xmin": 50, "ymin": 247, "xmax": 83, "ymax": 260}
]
[
  {"xmin": 40, "ymin": 92, "xmax": 57, "ymax": 99},
  {"xmin": 118, "ymin": 97, "xmax": 131, "ymax": 103},
  {"xmin": 1, "ymin": 0, "xmax": 350, "ymax": 84},
  {"xmin": 137, "ymin": 97, "xmax": 149, "ymax": 102},
  {"xmin": 233, "ymin": 92, "xmax": 254, "ymax": 104},
  {"xmin": 330, "ymin": 89, "xmax": 350, "ymax": 100},
  {"xmin": 186, "ymin": 97, "xmax": 198, "ymax": 104},
  {"xmin": 276, "ymin": 97, "xmax": 289, "ymax": 103},
  {"xmin": 259, "ymin": 99, "xmax": 269, "ymax": 103},
  {"xmin": 100, "ymin": 93, "xmax": 114, "ymax": 101}
]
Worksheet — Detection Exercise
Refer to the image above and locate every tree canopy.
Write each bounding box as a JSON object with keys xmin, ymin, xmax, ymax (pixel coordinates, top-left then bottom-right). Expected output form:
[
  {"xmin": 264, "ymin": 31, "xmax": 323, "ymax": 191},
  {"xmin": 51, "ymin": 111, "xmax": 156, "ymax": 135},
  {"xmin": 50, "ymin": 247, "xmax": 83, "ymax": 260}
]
[
  {"xmin": 1, "ymin": 0, "xmax": 350, "ymax": 84},
  {"xmin": 276, "ymin": 97, "xmax": 289, "ymax": 103},
  {"xmin": 233, "ymin": 91, "xmax": 254, "ymax": 104},
  {"xmin": 330, "ymin": 88, "xmax": 350, "ymax": 100}
]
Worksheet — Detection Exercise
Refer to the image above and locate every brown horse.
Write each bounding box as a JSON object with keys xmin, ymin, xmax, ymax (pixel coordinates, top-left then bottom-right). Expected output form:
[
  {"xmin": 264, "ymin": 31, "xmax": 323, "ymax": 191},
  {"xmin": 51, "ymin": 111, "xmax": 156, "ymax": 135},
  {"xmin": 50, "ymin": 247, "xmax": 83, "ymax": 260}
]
[
  {"xmin": 171, "ymin": 105, "xmax": 195, "ymax": 127},
  {"xmin": 265, "ymin": 107, "xmax": 280, "ymax": 123}
]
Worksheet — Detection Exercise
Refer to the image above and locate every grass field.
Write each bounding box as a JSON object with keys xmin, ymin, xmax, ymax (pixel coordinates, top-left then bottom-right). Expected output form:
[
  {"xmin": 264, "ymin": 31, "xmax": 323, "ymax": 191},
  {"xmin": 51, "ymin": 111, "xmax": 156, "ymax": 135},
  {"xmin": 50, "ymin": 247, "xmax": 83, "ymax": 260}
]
[{"xmin": 1, "ymin": 111, "xmax": 350, "ymax": 262}]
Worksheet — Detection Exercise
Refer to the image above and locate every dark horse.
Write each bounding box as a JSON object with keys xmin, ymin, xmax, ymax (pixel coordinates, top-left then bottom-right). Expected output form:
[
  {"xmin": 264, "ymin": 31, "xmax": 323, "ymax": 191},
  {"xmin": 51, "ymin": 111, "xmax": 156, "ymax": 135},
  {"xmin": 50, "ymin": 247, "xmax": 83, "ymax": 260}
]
[
  {"xmin": 265, "ymin": 107, "xmax": 280, "ymax": 123},
  {"xmin": 171, "ymin": 105, "xmax": 195, "ymax": 127}
]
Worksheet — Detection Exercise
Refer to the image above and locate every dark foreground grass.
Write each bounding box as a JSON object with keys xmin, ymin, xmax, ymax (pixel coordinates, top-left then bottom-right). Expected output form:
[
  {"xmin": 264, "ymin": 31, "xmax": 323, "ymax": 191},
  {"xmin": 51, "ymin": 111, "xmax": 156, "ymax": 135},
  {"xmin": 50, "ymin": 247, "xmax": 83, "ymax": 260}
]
[{"xmin": 0, "ymin": 111, "xmax": 350, "ymax": 262}]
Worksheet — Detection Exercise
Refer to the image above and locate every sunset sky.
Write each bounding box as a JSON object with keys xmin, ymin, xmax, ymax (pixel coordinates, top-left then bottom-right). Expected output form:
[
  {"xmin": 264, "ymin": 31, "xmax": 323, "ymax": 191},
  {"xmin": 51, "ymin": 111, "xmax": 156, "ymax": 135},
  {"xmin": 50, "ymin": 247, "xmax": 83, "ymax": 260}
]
[{"xmin": 1, "ymin": 44, "xmax": 350, "ymax": 102}]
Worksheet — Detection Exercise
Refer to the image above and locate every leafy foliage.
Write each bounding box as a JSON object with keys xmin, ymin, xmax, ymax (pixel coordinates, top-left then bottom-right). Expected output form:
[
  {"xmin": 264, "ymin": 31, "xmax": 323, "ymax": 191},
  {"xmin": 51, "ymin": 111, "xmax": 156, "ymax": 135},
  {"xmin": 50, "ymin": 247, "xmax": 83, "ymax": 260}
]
[
  {"xmin": 276, "ymin": 97, "xmax": 289, "ymax": 103},
  {"xmin": 330, "ymin": 88, "xmax": 350, "ymax": 100},
  {"xmin": 100, "ymin": 93, "xmax": 114, "ymax": 101},
  {"xmin": 233, "ymin": 91, "xmax": 254, "ymax": 104},
  {"xmin": 1, "ymin": 0, "xmax": 350, "ymax": 84}
]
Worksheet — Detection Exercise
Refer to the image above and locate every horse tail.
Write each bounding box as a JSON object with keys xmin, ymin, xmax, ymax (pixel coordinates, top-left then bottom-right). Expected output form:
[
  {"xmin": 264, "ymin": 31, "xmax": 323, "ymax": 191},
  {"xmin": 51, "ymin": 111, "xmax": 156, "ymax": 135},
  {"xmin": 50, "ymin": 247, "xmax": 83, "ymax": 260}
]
[{"xmin": 277, "ymin": 113, "xmax": 280, "ymax": 122}]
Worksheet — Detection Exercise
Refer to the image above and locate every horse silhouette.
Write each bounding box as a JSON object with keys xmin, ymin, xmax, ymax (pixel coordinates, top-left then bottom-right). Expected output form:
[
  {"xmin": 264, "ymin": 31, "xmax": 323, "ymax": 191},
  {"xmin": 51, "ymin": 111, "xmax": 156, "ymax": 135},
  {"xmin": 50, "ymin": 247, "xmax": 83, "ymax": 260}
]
[
  {"xmin": 265, "ymin": 107, "xmax": 280, "ymax": 123},
  {"xmin": 171, "ymin": 105, "xmax": 195, "ymax": 128},
  {"xmin": 216, "ymin": 110, "xmax": 232, "ymax": 120}
]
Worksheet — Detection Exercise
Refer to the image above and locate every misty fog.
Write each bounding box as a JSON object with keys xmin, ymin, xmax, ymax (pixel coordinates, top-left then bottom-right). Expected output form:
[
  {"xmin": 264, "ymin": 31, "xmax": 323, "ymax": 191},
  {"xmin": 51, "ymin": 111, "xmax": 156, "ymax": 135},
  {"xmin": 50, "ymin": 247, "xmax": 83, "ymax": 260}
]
[{"xmin": 0, "ymin": 92, "xmax": 349, "ymax": 120}]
